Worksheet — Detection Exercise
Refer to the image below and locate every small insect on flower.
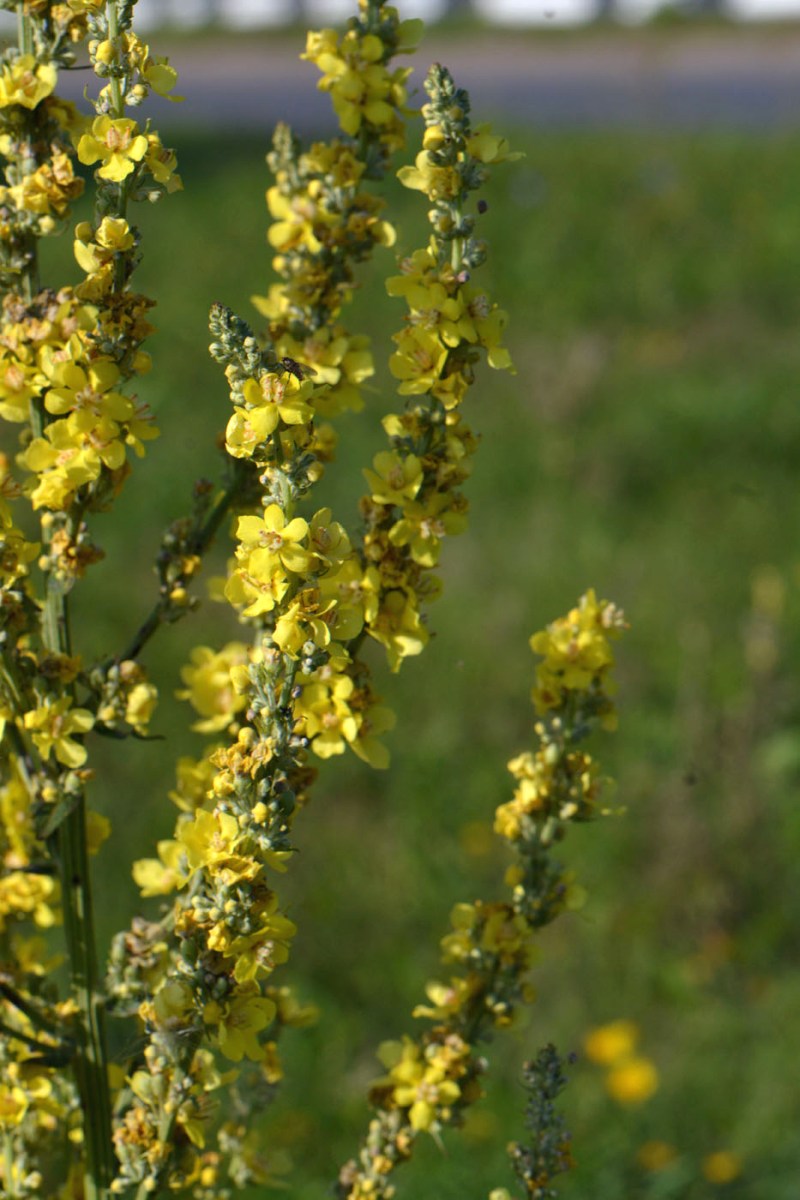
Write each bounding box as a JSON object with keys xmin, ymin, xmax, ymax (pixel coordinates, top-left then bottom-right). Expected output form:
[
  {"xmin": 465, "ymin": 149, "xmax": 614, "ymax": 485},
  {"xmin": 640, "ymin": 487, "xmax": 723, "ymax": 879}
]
[{"xmin": 279, "ymin": 356, "xmax": 317, "ymax": 383}]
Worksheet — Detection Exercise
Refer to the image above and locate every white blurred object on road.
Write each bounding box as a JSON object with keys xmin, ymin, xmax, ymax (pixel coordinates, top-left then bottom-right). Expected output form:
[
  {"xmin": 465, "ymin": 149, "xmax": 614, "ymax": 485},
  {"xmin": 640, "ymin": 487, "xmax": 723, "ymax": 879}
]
[
  {"xmin": 217, "ymin": 0, "xmax": 295, "ymax": 25},
  {"xmin": 613, "ymin": 0, "xmax": 679, "ymax": 22},
  {"xmin": 724, "ymin": 0, "xmax": 800, "ymax": 18},
  {"xmin": 304, "ymin": 0, "xmax": 446, "ymax": 17},
  {"xmin": 472, "ymin": 0, "xmax": 599, "ymax": 25}
]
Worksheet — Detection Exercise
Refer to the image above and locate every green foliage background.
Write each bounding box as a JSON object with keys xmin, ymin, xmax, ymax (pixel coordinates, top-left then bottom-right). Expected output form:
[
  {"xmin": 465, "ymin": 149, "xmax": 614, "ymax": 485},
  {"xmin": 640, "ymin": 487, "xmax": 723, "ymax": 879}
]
[{"xmin": 34, "ymin": 120, "xmax": 800, "ymax": 1197}]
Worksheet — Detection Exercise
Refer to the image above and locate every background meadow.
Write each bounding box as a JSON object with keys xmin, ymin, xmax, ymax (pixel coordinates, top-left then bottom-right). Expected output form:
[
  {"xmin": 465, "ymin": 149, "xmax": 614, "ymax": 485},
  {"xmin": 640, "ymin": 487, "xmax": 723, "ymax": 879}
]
[{"xmin": 29, "ymin": 96, "xmax": 800, "ymax": 1196}]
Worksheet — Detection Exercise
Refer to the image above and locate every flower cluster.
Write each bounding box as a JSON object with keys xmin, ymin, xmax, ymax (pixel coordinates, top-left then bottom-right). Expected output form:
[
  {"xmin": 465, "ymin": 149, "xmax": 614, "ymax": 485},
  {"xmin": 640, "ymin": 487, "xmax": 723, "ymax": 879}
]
[
  {"xmin": 252, "ymin": 2, "xmax": 421, "ymax": 420},
  {"xmin": 355, "ymin": 63, "xmax": 516, "ymax": 675},
  {"xmin": 104, "ymin": 6, "xmax": 426, "ymax": 1190},
  {"xmin": 0, "ymin": 2, "xmax": 181, "ymax": 1194},
  {"xmin": 335, "ymin": 592, "xmax": 627, "ymax": 1200}
]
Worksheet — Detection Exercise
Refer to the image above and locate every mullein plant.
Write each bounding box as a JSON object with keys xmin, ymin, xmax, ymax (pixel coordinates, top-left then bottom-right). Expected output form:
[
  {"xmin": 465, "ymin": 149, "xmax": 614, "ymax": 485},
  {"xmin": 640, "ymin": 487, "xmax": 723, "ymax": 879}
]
[{"xmin": 0, "ymin": 5, "xmax": 628, "ymax": 1200}]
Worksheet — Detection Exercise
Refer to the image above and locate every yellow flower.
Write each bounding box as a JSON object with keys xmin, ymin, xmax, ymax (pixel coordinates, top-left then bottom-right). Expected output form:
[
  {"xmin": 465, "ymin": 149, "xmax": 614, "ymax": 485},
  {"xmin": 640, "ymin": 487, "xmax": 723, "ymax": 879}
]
[
  {"xmin": 0, "ymin": 55, "xmax": 57, "ymax": 109},
  {"xmin": 363, "ymin": 450, "xmax": 423, "ymax": 507},
  {"xmin": 388, "ymin": 494, "xmax": 468, "ymax": 567},
  {"xmin": 348, "ymin": 696, "xmax": 395, "ymax": 770},
  {"xmin": 297, "ymin": 672, "xmax": 359, "ymax": 759},
  {"xmin": 207, "ymin": 986, "xmax": 276, "ymax": 1063},
  {"xmin": 397, "ymin": 151, "xmax": 461, "ymax": 202},
  {"xmin": 132, "ymin": 839, "xmax": 186, "ymax": 897},
  {"xmin": 389, "ymin": 326, "xmax": 448, "ymax": 394},
  {"xmin": 176, "ymin": 808, "xmax": 242, "ymax": 874},
  {"xmin": 366, "ymin": 589, "xmax": 428, "ymax": 673},
  {"xmin": 530, "ymin": 589, "xmax": 627, "ymax": 713},
  {"xmin": 0, "ymin": 1082, "xmax": 29, "ymax": 1127},
  {"xmin": 377, "ymin": 1036, "xmax": 465, "ymax": 1132},
  {"xmin": 77, "ymin": 116, "xmax": 148, "ymax": 182},
  {"xmin": 177, "ymin": 643, "xmax": 249, "ymax": 734},
  {"xmin": 85, "ymin": 809, "xmax": 111, "ymax": 855},
  {"xmin": 583, "ymin": 1019, "xmax": 639, "ymax": 1066},
  {"xmin": 169, "ymin": 753, "xmax": 218, "ymax": 813},
  {"xmin": 23, "ymin": 696, "xmax": 94, "ymax": 767},
  {"xmin": 74, "ymin": 216, "xmax": 135, "ymax": 274},
  {"xmin": 605, "ymin": 1056, "xmax": 659, "ymax": 1106},
  {"xmin": 43, "ymin": 357, "xmax": 132, "ymax": 422},
  {"xmin": 466, "ymin": 124, "xmax": 523, "ymax": 166},
  {"xmin": 702, "ymin": 1150, "xmax": 743, "ymax": 1185},
  {"xmin": 0, "ymin": 871, "xmax": 58, "ymax": 931},
  {"xmin": 236, "ymin": 506, "xmax": 315, "ymax": 575}
]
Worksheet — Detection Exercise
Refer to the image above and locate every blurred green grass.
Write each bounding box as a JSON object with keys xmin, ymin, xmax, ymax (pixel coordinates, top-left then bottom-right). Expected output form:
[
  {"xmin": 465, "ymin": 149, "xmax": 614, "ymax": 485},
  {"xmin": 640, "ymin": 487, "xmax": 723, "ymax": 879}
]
[{"xmin": 33, "ymin": 126, "xmax": 800, "ymax": 1196}]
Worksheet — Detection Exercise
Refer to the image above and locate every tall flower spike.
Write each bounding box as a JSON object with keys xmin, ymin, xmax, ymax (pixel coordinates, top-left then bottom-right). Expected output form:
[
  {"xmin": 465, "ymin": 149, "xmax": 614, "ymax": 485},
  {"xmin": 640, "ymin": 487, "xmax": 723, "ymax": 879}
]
[
  {"xmin": 0, "ymin": 3, "xmax": 183, "ymax": 1196},
  {"xmin": 335, "ymin": 594, "xmax": 627, "ymax": 1200}
]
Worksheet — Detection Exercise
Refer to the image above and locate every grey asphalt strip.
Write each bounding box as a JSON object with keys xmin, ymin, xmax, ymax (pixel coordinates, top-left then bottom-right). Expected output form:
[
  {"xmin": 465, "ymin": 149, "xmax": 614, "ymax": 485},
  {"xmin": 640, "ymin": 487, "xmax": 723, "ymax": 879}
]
[{"xmin": 50, "ymin": 33, "xmax": 800, "ymax": 131}]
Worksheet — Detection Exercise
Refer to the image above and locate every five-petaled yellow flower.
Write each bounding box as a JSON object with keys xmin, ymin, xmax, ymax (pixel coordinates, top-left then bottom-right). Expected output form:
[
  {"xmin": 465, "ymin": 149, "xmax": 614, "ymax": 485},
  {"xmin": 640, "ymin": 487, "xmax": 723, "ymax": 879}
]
[{"xmin": 78, "ymin": 116, "xmax": 148, "ymax": 182}]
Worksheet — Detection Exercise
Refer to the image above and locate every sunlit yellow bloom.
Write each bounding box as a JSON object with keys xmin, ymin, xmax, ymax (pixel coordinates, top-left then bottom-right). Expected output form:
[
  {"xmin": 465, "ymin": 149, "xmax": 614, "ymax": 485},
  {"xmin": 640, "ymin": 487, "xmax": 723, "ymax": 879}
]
[
  {"xmin": 530, "ymin": 589, "xmax": 627, "ymax": 714},
  {"xmin": 466, "ymin": 124, "xmax": 523, "ymax": 165},
  {"xmin": 0, "ymin": 355, "xmax": 41, "ymax": 423},
  {"xmin": 0, "ymin": 55, "xmax": 57, "ymax": 108},
  {"xmin": 169, "ymin": 753, "xmax": 218, "ymax": 813},
  {"xmin": 0, "ymin": 1082, "xmax": 29, "ymax": 1127},
  {"xmin": 177, "ymin": 643, "xmax": 249, "ymax": 734},
  {"xmin": 236, "ymin": 506, "xmax": 315, "ymax": 575},
  {"xmin": 132, "ymin": 839, "xmax": 186, "ymax": 897},
  {"xmin": 363, "ymin": 450, "xmax": 423, "ymax": 507},
  {"xmin": 0, "ymin": 871, "xmax": 58, "ymax": 931},
  {"xmin": 74, "ymin": 216, "xmax": 134, "ymax": 274},
  {"xmin": 43, "ymin": 357, "xmax": 132, "ymax": 421},
  {"xmin": 297, "ymin": 671, "xmax": 359, "ymax": 759},
  {"xmin": 388, "ymin": 494, "xmax": 468, "ymax": 567},
  {"xmin": 144, "ymin": 133, "xmax": 182, "ymax": 191},
  {"xmin": 367, "ymin": 588, "xmax": 428, "ymax": 672},
  {"xmin": 389, "ymin": 325, "xmax": 448, "ymax": 394},
  {"xmin": 176, "ymin": 808, "xmax": 242, "ymax": 874},
  {"xmin": 205, "ymin": 985, "xmax": 276, "ymax": 1063},
  {"xmin": 23, "ymin": 696, "xmax": 94, "ymax": 767},
  {"xmin": 224, "ymin": 554, "xmax": 290, "ymax": 619},
  {"xmin": 77, "ymin": 115, "xmax": 148, "ymax": 182},
  {"xmin": 412, "ymin": 977, "xmax": 474, "ymax": 1021},
  {"xmin": 347, "ymin": 694, "xmax": 395, "ymax": 770},
  {"xmin": 376, "ymin": 1036, "xmax": 466, "ymax": 1132}
]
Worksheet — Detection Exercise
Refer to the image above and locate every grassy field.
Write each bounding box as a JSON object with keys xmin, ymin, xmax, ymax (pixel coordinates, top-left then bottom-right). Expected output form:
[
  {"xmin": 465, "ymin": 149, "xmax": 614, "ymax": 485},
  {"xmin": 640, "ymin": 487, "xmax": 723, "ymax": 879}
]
[{"xmin": 29, "ymin": 116, "xmax": 800, "ymax": 1197}]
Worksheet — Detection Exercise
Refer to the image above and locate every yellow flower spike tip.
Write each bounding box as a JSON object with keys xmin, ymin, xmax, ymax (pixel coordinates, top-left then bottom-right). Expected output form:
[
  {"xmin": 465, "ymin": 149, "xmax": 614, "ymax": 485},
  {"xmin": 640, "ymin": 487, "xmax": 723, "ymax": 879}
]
[{"xmin": 530, "ymin": 588, "xmax": 627, "ymax": 715}]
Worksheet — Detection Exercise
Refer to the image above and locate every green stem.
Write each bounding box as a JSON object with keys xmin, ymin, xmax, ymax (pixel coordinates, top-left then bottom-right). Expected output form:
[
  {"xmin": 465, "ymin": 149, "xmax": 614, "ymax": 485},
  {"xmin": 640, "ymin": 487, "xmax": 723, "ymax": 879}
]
[
  {"xmin": 40, "ymin": 566, "xmax": 114, "ymax": 1198},
  {"xmin": 16, "ymin": 2, "xmax": 32, "ymax": 55},
  {"xmin": 121, "ymin": 475, "xmax": 243, "ymax": 662},
  {"xmin": 106, "ymin": 1, "xmax": 124, "ymax": 117},
  {"xmin": 49, "ymin": 794, "xmax": 115, "ymax": 1199}
]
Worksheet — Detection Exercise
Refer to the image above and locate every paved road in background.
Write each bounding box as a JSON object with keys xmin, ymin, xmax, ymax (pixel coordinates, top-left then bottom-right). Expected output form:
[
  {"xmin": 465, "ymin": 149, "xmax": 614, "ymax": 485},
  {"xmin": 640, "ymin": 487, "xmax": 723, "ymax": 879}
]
[{"xmin": 56, "ymin": 31, "xmax": 800, "ymax": 131}]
